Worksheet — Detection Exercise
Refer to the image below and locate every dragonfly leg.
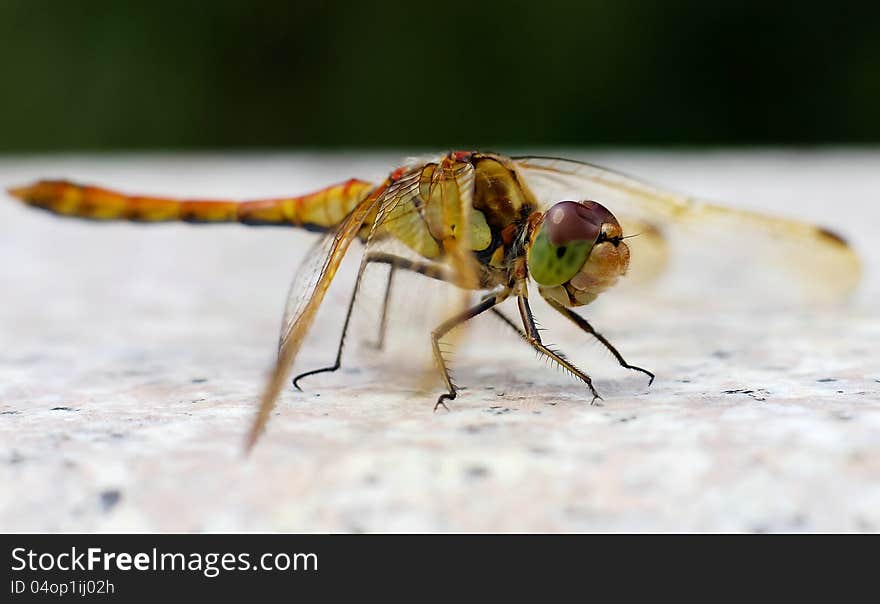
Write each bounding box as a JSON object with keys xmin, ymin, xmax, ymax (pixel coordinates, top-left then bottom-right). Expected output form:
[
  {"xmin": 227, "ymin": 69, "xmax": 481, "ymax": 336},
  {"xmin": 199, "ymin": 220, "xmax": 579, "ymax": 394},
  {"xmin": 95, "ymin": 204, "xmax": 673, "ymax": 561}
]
[
  {"xmin": 431, "ymin": 293, "xmax": 507, "ymax": 411},
  {"xmin": 363, "ymin": 252, "xmax": 451, "ymax": 350},
  {"xmin": 291, "ymin": 252, "xmax": 450, "ymax": 390},
  {"xmin": 516, "ymin": 295, "xmax": 602, "ymax": 404},
  {"xmin": 546, "ymin": 300, "xmax": 654, "ymax": 385},
  {"xmin": 362, "ymin": 252, "xmax": 451, "ymax": 350},
  {"xmin": 369, "ymin": 263, "xmax": 395, "ymax": 350},
  {"xmin": 291, "ymin": 265, "xmax": 360, "ymax": 390},
  {"xmin": 490, "ymin": 307, "xmax": 527, "ymax": 336}
]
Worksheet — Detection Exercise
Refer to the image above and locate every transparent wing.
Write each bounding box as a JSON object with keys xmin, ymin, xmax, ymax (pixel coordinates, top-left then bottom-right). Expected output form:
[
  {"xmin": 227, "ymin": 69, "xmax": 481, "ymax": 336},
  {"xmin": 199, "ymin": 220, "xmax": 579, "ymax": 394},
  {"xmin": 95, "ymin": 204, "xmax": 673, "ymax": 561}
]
[
  {"xmin": 278, "ymin": 230, "xmax": 339, "ymax": 351},
  {"xmin": 424, "ymin": 159, "xmax": 479, "ymax": 391},
  {"xmin": 608, "ymin": 217, "xmax": 669, "ymax": 287},
  {"xmin": 511, "ymin": 155, "xmax": 861, "ymax": 304},
  {"xmin": 355, "ymin": 158, "xmax": 481, "ymax": 392},
  {"xmin": 245, "ymin": 190, "xmax": 382, "ymax": 451},
  {"xmin": 346, "ymin": 234, "xmax": 457, "ymax": 383},
  {"xmin": 365, "ymin": 157, "xmax": 480, "ymax": 285}
]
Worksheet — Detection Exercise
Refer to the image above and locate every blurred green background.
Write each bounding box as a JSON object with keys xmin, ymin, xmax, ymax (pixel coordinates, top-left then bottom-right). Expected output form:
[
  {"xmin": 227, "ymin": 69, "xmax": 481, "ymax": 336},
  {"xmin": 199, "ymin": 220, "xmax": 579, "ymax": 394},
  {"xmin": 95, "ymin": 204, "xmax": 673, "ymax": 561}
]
[{"xmin": 1, "ymin": 0, "xmax": 878, "ymax": 151}]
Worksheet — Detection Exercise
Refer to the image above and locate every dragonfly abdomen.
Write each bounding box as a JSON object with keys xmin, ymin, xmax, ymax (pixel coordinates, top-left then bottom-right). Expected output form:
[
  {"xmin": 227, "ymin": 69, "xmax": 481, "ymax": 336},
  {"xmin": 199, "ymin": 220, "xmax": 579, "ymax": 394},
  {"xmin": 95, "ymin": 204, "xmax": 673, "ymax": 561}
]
[{"xmin": 8, "ymin": 178, "xmax": 373, "ymax": 232}]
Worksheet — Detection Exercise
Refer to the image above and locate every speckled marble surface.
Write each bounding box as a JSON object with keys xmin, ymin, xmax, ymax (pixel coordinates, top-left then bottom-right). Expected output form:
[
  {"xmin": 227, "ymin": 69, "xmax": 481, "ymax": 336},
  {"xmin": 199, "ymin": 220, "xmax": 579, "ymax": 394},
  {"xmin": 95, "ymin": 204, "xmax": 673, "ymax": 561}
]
[{"xmin": 1, "ymin": 151, "xmax": 878, "ymax": 532}]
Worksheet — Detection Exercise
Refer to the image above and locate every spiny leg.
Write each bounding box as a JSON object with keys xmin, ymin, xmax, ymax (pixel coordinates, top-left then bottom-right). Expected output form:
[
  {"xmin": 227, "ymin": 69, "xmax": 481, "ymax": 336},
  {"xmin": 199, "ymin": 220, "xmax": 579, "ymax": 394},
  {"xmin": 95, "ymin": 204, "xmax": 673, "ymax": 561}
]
[
  {"xmin": 292, "ymin": 252, "xmax": 450, "ymax": 389},
  {"xmin": 431, "ymin": 293, "xmax": 507, "ymax": 411},
  {"xmin": 546, "ymin": 299, "xmax": 654, "ymax": 385},
  {"xmin": 516, "ymin": 295, "xmax": 602, "ymax": 403}
]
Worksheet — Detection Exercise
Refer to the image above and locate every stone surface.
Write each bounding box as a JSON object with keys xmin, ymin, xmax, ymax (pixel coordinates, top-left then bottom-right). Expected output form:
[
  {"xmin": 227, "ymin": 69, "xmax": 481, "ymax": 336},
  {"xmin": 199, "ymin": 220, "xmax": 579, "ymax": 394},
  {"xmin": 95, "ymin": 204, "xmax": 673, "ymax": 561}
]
[{"xmin": 0, "ymin": 151, "xmax": 878, "ymax": 532}]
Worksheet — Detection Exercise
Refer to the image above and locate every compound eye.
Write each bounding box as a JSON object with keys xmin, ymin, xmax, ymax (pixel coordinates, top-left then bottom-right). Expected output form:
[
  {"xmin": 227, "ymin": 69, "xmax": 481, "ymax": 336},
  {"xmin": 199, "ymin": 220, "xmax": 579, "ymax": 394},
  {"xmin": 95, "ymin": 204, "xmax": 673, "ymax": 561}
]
[
  {"xmin": 524, "ymin": 204, "xmax": 584, "ymax": 285},
  {"xmin": 528, "ymin": 228, "xmax": 592, "ymax": 286},
  {"xmin": 544, "ymin": 200, "xmax": 617, "ymax": 246},
  {"xmin": 527, "ymin": 200, "xmax": 621, "ymax": 287}
]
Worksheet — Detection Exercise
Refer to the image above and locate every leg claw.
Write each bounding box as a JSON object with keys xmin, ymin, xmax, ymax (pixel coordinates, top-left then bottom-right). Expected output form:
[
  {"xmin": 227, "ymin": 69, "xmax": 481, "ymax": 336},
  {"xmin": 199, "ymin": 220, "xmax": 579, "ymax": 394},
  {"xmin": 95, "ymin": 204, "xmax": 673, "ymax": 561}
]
[
  {"xmin": 625, "ymin": 364, "xmax": 655, "ymax": 386},
  {"xmin": 434, "ymin": 393, "xmax": 454, "ymax": 412}
]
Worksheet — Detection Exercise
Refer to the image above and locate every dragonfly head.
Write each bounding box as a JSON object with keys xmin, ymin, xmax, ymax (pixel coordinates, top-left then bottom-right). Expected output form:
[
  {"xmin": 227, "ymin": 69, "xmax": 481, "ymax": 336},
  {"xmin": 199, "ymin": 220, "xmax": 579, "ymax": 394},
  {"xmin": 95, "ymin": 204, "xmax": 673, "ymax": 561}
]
[{"xmin": 527, "ymin": 200, "xmax": 630, "ymax": 307}]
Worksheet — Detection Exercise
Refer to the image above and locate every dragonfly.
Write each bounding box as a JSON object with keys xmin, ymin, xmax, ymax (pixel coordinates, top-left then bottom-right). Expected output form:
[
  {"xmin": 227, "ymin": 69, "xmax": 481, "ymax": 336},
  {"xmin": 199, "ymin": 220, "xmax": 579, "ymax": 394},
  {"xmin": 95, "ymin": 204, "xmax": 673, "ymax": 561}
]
[{"xmin": 7, "ymin": 151, "xmax": 861, "ymax": 450}]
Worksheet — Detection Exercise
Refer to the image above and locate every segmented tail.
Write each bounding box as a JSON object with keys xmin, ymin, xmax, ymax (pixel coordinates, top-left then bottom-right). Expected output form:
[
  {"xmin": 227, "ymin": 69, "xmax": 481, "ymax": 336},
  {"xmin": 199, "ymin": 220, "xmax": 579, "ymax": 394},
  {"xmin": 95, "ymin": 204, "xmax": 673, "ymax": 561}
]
[{"xmin": 7, "ymin": 178, "xmax": 374, "ymax": 232}]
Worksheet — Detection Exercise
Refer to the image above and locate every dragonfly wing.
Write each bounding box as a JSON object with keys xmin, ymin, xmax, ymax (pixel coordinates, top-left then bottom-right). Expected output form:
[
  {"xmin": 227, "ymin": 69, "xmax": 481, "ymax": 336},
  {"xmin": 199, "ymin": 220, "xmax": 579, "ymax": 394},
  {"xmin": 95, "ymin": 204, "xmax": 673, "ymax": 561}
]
[
  {"xmin": 431, "ymin": 158, "xmax": 480, "ymax": 288},
  {"xmin": 278, "ymin": 230, "xmax": 339, "ymax": 353},
  {"xmin": 511, "ymin": 155, "xmax": 861, "ymax": 304},
  {"xmin": 614, "ymin": 216, "xmax": 670, "ymax": 287},
  {"xmin": 245, "ymin": 189, "xmax": 382, "ymax": 451},
  {"xmin": 365, "ymin": 157, "xmax": 480, "ymax": 286},
  {"xmin": 352, "ymin": 157, "xmax": 482, "ymax": 392},
  {"xmin": 424, "ymin": 159, "xmax": 480, "ymax": 390}
]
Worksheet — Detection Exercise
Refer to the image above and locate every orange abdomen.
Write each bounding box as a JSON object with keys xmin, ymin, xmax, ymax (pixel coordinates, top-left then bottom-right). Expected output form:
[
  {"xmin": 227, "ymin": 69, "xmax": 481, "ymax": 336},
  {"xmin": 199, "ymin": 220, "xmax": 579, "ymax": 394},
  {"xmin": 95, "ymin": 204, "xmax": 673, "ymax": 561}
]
[{"xmin": 7, "ymin": 178, "xmax": 374, "ymax": 232}]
